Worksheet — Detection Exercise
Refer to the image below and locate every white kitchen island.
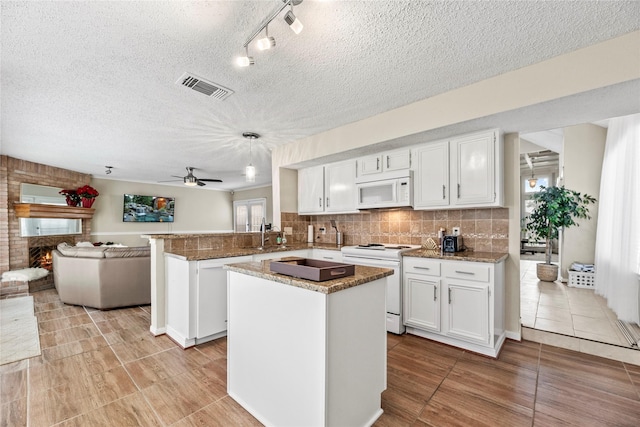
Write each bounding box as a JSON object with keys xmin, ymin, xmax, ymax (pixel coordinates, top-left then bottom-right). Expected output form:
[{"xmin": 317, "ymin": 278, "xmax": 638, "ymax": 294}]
[{"xmin": 225, "ymin": 259, "xmax": 393, "ymax": 427}]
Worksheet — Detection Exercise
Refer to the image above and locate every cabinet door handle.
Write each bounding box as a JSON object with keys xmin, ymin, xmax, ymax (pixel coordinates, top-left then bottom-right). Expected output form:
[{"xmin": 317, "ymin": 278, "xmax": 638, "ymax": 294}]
[
  {"xmin": 319, "ymin": 197, "xmax": 322, "ymax": 207},
  {"xmin": 387, "ymin": 156, "xmax": 390, "ymax": 169},
  {"xmin": 414, "ymin": 266, "xmax": 430, "ymax": 270},
  {"xmin": 326, "ymin": 197, "xmax": 329, "ymax": 208},
  {"xmin": 448, "ymin": 288, "xmax": 452, "ymax": 304},
  {"xmin": 455, "ymin": 270, "xmax": 475, "ymax": 275},
  {"xmin": 377, "ymin": 157, "xmax": 380, "ymax": 171},
  {"xmin": 433, "ymin": 285, "xmax": 437, "ymax": 301},
  {"xmin": 457, "ymin": 183, "xmax": 461, "ymax": 199},
  {"xmin": 442, "ymin": 185, "xmax": 446, "ymax": 200}
]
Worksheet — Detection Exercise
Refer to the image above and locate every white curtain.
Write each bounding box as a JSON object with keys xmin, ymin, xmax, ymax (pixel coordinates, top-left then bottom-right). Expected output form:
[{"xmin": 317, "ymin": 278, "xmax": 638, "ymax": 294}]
[{"xmin": 594, "ymin": 113, "xmax": 640, "ymax": 324}]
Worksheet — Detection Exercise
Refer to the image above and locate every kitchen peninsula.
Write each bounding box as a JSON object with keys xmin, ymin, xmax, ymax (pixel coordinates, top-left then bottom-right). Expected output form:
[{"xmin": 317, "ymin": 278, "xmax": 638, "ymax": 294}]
[
  {"xmin": 142, "ymin": 231, "xmax": 344, "ymax": 337},
  {"xmin": 224, "ymin": 260, "xmax": 393, "ymax": 427}
]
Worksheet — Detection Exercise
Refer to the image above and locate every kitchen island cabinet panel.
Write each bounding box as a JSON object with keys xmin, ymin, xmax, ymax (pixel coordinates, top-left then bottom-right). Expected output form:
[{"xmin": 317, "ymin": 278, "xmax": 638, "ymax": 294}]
[{"xmin": 227, "ymin": 268, "xmax": 387, "ymax": 427}]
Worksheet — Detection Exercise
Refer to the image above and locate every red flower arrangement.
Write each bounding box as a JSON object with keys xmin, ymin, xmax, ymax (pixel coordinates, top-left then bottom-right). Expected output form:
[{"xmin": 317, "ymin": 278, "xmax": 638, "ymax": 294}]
[
  {"xmin": 59, "ymin": 189, "xmax": 81, "ymax": 207},
  {"xmin": 76, "ymin": 185, "xmax": 99, "ymax": 208},
  {"xmin": 77, "ymin": 185, "xmax": 99, "ymax": 199}
]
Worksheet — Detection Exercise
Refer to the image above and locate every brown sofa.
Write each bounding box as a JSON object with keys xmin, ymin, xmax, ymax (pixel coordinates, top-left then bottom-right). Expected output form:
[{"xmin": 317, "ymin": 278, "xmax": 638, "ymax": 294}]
[{"xmin": 52, "ymin": 243, "xmax": 151, "ymax": 309}]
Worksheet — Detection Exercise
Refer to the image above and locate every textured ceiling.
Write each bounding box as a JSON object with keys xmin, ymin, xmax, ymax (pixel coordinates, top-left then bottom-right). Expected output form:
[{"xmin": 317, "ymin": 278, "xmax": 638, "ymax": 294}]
[{"xmin": 1, "ymin": 1, "xmax": 639, "ymax": 190}]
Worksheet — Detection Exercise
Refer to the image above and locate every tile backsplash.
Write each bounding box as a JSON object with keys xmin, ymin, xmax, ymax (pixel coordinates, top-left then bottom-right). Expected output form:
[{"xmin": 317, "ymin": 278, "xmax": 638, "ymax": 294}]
[{"xmin": 281, "ymin": 208, "xmax": 509, "ymax": 253}]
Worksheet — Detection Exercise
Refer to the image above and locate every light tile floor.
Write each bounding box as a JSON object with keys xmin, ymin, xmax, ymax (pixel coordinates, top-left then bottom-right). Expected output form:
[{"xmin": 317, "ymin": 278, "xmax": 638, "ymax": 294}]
[{"xmin": 520, "ymin": 260, "xmax": 631, "ymax": 347}]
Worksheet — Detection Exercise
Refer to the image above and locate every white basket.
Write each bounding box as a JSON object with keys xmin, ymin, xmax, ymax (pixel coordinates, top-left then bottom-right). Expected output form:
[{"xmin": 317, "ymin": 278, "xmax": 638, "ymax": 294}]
[{"xmin": 568, "ymin": 271, "xmax": 595, "ymax": 288}]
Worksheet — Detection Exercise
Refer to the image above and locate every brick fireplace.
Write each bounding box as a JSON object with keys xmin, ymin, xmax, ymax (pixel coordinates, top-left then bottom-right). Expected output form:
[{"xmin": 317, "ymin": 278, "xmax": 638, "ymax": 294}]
[
  {"xmin": 27, "ymin": 236, "xmax": 76, "ymax": 293},
  {"xmin": 0, "ymin": 156, "xmax": 92, "ymax": 296}
]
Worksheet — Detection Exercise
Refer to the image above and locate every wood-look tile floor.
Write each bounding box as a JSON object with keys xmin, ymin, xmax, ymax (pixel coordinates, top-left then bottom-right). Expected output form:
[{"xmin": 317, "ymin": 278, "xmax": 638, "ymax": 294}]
[{"xmin": 2, "ymin": 288, "xmax": 640, "ymax": 426}]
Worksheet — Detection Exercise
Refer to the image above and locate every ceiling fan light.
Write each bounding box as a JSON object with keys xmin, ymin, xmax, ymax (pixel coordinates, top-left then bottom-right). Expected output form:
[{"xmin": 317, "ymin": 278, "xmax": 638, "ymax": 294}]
[
  {"xmin": 284, "ymin": 10, "xmax": 303, "ymax": 34},
  {"xmin": 184, "ymin": 176, "xmax": 198, "ymax": 186},
  {"xmin": 245, "ymin": 164, "xmax": 256, "ymax": 182}
]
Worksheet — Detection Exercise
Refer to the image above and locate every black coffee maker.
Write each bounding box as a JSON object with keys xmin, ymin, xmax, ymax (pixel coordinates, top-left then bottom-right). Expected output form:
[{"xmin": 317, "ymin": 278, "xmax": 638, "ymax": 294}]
[{"xmin": 442, "ymin": 235, "xmax": 464, "ymax": 252}]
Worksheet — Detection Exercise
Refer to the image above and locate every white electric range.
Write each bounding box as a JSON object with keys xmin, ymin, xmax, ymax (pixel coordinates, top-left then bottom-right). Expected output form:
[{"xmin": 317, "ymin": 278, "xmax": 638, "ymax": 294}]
[{"xmin": 341, "ymin": 243, "xmax": 420, "ymax": 334}]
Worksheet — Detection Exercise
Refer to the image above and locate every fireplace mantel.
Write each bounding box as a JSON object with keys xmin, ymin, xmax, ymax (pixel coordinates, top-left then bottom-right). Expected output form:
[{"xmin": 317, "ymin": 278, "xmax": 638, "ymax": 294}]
[{"xmin": 13, "ymin": 203, "xmax": 95, "ymax": 219}]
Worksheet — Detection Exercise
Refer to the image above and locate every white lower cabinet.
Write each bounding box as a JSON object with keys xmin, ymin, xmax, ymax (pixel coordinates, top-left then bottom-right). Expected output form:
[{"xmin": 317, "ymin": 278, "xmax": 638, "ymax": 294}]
[
  {"xmin": 404, "ymin": 274, "xmax": 440, "ymax": 332},
  {"xmin": 403, "ymin": 256, "xmax": 505, "ymax": 357},
  {"xmin": 446, "ymin": 281, "xmax": 489, "ymax": 345},
  {"xmin": 165, "ymin": 255, "xmax": 252, "ymax": 348}
]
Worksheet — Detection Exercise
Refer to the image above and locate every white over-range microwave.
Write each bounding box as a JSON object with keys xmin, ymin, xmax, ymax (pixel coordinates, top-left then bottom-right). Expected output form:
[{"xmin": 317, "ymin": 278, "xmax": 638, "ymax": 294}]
[{"xmin": 355, "ymin": 170, "xmax": 413, "ymax": 209}]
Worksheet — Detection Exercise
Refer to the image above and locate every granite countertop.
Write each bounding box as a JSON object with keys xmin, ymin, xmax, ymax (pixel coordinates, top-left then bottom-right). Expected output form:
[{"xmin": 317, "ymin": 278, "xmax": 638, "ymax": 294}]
[
  {"xmin": 224, "ymin": 258, "xmax": 393, "ymax": 294},
  {"xmin": 165, "ymin": 243, "xmax": 343, "ymax": 261},
  {"xmin": 403, "ymin": 248, "xmax": 508, "ymax": 263}
]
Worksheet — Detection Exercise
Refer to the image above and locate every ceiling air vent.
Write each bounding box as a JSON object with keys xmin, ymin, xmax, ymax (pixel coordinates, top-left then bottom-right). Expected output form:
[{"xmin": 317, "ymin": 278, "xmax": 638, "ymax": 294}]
[{"xmin": 176, "ymin": 72, "xmax": 234, "ymax": 100}]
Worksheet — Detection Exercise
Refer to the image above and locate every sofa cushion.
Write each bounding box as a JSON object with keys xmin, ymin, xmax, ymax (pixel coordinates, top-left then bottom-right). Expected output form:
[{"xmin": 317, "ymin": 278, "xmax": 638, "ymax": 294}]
[
  {"xmin": 57, "ymin": 242, "xmax": 107, "ymax": 258},
  {"xmin": 103, "ymin": 246, "xmax": 150, "ymax": 258}
]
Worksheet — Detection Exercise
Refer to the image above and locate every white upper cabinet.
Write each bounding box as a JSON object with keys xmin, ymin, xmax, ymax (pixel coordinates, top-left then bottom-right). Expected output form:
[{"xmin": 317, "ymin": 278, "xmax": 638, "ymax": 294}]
[
  {"xmin": 412, "ymin": 141, "xmax": 449, "ymax": 208},
  {"xmin": 325, "ymin": 160, "xmax": 357, "ymax": 213},
  {"xmin": 298, "ymin": 165, "xmax": 325, "ymax": 214},
  {"xmin": 298, "ymin": 160, "xmax": 357, "ymax": 215},
  {"xmin": 412, "ymin": 129, "xmax": 503, "ymax": 210},
  {"xmin": 358, "ymin": 149, "xmax": 411, "ymax": 177},
  {"xmin": 451, "ymin": 130, "xmax": 500, "ymax": 206}
]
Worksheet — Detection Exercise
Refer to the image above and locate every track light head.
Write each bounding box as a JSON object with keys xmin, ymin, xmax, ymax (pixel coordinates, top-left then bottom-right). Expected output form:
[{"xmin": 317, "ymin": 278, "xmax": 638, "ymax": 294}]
[
  {"xmin": 257, "ymin": 36, "xmax": 276, "ymax": 50},
  {"xmin": 257, "ymin": 25, "xmax": 276, "ymax": 50},
  {"xmin": 237, "ymin": 46, "xmax": 255, "ymax": 67},
  {"xmin": 284, "ymin": 10, "xmax": 303, "ymax": 34}
]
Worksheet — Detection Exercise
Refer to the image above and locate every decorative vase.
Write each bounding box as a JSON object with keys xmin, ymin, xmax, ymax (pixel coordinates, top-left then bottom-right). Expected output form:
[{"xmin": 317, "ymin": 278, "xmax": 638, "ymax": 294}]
[
  {"xmin": 536, "ymin": 263, "xmax": 559, "ymax": 282},
  {"xmin": 81, "ymin": 197, "xmax": 96, "ymax": 208},
  {"xmin": 64, "ymin": 196, "xmax": 79, "ymax": 207}
]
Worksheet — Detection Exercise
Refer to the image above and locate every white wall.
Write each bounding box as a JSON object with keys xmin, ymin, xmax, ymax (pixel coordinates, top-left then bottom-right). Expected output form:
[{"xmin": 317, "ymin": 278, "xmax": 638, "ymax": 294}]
[
  {"xmin": 90, "ymin": 178, "xmax": 233, "ymax": 246},
  {"xmin": 279, "ymin": 168, "xmax": 298, "ymax": 213},
  {"xmin": 561, "ymin": 124, "xmax": 607, "ymax": 277},
  {"xmin": 504, "ymin": 133, "xmax": 522, "ymax": 339}
]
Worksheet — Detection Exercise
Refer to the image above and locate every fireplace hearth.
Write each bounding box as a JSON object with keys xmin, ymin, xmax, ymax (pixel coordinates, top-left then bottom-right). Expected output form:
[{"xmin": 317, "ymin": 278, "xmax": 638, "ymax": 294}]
[{"xmin": 27, "ymin": 236, "xmax": 74, "ymax": 292}]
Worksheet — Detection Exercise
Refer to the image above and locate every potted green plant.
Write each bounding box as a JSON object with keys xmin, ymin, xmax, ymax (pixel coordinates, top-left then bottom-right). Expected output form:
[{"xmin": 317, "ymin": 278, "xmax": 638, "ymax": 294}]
[{"xmin": 523, "ymin": 185, "xmax": 596, "ymax": 282}]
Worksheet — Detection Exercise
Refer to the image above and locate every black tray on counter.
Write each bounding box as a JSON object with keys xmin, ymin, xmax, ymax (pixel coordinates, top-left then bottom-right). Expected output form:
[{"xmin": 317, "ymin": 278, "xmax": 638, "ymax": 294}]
[{"xmin": 270, "ymin": 258, "xmax": 355, "ymax": 282}]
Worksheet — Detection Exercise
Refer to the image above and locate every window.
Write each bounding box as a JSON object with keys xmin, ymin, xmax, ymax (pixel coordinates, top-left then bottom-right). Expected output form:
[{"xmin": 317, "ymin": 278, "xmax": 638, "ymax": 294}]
[{"xmin": 233, "ymin": 198, "xmax": 266, "ymax": 232}]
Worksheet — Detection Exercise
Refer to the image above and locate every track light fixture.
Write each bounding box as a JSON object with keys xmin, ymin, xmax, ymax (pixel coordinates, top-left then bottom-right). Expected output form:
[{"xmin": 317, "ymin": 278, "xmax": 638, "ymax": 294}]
[
  {"xmin": 105, "ymin": 166, "xmax": 113, "ymax": 175},
  {"xmin": 236, "ymin": 0, "xmax": 304, "ymax": 66}
]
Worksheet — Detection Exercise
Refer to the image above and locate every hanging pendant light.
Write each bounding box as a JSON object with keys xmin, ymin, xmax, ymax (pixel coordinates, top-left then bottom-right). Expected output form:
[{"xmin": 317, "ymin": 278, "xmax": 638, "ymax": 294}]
[
  {"xmin": 243, "ymin": 132, "xmax": 260, "ymax": 183},
  {"xmin": 528, "ymin": 161, "xmax": 538, "ymax": 188}
]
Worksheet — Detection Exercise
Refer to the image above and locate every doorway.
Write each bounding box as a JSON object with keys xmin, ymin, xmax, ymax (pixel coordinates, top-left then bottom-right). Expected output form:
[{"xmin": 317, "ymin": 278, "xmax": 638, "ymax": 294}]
[{"xmin": 518, "ymin": 125, "xmax": 639, "ymax": 351}]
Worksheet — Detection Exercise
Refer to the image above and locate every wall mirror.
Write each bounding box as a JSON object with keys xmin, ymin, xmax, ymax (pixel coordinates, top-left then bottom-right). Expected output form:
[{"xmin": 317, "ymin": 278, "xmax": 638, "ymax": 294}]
[{"xmin": 20, "ymin": 183, "xmax": 82, "ymax": 237}]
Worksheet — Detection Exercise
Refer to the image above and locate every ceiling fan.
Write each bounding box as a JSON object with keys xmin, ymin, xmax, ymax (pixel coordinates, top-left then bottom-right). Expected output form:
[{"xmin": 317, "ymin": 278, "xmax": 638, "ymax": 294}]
[{"xmin": 161, "ymin": 167, "xmax": 222, "ymax": 187}]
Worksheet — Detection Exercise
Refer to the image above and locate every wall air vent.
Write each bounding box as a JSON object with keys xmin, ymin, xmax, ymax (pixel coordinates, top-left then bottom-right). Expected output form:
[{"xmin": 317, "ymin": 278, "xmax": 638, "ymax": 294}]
[{"xmin": 176, "ymin": 72, "xmax": 234, "ymax": 100}]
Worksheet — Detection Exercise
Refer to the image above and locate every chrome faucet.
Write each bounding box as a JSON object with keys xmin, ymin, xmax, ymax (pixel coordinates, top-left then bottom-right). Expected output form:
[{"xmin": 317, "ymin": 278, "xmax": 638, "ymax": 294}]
[{"xmin": 259, "ymin": 217, "xmax": 269, "ymax": 250}]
